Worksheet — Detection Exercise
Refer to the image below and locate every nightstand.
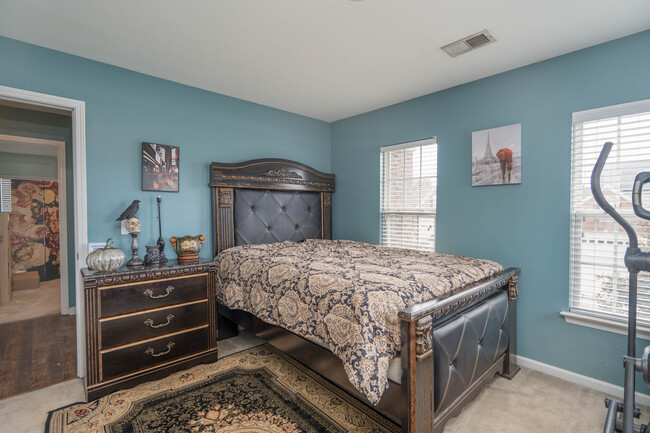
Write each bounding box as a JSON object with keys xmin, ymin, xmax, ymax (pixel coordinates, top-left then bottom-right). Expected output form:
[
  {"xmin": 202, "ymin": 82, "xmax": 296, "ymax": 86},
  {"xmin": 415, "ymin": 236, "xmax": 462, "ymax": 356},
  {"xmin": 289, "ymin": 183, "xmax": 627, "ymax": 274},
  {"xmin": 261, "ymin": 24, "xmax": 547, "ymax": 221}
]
[{"xmin": 81, "ymin": 258, "xmax": 218, "ymax": 401}]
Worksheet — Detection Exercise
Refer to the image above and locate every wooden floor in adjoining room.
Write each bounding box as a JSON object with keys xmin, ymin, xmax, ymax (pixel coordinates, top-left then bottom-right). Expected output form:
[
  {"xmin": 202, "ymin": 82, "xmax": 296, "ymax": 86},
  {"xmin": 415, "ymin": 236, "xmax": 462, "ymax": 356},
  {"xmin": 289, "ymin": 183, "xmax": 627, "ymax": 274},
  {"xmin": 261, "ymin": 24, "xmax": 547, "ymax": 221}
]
[{"xmin": 0, "ymin": 314, "xmax": 76, "ymax": 400}]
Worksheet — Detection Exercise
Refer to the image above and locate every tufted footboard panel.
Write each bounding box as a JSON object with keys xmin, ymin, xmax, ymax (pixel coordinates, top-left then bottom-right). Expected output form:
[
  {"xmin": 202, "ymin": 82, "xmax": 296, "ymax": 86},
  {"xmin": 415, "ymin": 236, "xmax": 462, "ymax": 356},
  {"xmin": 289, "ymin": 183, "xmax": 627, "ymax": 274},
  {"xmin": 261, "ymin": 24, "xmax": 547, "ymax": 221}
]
[{"xmin": 432, "ymin": 291, "xmax": 509, "ymax": 414}]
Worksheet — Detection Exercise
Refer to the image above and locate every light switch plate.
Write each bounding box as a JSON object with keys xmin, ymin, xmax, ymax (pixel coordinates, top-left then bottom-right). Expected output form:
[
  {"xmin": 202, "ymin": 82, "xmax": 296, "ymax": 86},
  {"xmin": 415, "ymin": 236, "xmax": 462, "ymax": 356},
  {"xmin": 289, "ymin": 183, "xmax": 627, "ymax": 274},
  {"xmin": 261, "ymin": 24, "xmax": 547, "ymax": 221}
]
[
  {"xmin": 121, "ymin": 220, "xmax": 128, "ymax": 235},
  {"xmin": 88, "ymin": 242, "xmax": 105, "ymax": 254}
]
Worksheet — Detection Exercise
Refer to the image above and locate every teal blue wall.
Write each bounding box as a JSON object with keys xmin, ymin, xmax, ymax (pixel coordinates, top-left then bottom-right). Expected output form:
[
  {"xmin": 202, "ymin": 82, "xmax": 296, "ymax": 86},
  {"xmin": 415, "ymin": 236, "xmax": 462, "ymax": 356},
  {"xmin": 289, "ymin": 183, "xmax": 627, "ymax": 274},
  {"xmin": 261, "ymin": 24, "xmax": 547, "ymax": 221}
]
[
  {"xmin": 0, "ymin": 36, "xmax": 331, "ymax": 307},
  {"xmin": 0, "ymin": 151, "xmax": 58, "ymax": 178},
  {"xmin": 331, "ymin": 30, "xmax": 650, "ymax": 392},
  {"xmin": 0, "ymin": 105, "xmax": 75, "ymax": 306}
]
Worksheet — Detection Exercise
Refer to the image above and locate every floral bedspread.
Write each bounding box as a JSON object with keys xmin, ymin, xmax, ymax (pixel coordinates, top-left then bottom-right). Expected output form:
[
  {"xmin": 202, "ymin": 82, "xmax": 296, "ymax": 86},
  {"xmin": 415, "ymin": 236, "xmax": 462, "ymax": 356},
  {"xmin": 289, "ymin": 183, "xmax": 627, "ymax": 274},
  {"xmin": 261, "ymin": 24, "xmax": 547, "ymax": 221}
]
[{"xmin": 215, "ymin": 239, "xmax": 503, "ymax": 404}]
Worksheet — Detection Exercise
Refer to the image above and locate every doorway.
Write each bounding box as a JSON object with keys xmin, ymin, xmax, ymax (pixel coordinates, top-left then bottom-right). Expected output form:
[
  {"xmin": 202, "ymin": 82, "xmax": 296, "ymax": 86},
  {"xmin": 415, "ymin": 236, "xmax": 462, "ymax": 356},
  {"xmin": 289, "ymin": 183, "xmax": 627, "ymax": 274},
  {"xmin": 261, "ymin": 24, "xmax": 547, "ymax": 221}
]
[
  {"xmin": 0, "ymin": 105, "xmax": 78, "ymax": 398},
  {"xmin": 0, "ymin": 134, "xmax": 71, "ymax": 318},
  {"xmin": 0, "ymin": 85, "xmax": 88, "ymax": 383}
]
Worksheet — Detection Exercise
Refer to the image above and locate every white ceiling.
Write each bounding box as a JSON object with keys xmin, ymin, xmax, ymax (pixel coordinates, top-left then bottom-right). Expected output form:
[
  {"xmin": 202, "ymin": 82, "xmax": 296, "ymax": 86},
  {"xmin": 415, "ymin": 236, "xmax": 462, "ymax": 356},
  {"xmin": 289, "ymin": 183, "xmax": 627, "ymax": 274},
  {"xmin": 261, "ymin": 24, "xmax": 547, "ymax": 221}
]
[{"xmin": 0, "ymin": 0, "xmax": 649, "ymax": 122}]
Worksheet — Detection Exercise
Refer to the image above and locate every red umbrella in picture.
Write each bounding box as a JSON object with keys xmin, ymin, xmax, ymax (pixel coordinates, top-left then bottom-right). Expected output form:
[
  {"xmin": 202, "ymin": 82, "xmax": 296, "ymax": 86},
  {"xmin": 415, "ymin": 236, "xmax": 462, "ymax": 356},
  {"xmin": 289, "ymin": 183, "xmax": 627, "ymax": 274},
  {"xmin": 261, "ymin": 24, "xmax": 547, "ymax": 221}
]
[
  {"xmin": 496, "ymin": 148, "xmax": 513, "ymax": 164},
  {"xmin": 496, "ymin": 148, "xmax": 514, "ymax": 183}
]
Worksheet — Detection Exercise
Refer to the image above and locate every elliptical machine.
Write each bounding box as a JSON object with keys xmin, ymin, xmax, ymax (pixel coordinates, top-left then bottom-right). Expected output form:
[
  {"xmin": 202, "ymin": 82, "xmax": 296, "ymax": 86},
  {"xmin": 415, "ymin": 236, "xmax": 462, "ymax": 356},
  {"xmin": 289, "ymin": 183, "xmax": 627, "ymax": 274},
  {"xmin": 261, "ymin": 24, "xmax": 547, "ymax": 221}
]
[{"xmin": 592, "ymin": 142, "xmax": 650, "ymax": 433}]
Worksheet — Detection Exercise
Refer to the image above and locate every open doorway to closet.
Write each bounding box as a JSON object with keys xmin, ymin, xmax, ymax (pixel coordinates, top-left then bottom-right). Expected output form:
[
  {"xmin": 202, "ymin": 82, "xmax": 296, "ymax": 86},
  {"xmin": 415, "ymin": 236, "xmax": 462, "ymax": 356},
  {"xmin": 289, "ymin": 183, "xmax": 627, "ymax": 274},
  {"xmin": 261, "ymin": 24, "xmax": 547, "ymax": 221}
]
[{"xmin": 0, "ymin": 102, "xmax": 76, "ymax": 399}]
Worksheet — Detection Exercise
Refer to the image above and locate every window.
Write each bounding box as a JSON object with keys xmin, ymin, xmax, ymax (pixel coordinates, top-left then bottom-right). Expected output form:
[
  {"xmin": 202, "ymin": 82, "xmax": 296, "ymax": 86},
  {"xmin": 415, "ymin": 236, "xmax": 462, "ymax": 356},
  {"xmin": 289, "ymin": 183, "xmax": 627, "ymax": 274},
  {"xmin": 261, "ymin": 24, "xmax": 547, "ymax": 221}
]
[
  {"xmin": 570, "ymin": 99, "xmax": 650, "ymax": 325},
  {"xmin": 380, "ymin": 138, "xmax": 437, "ymax": 251}
]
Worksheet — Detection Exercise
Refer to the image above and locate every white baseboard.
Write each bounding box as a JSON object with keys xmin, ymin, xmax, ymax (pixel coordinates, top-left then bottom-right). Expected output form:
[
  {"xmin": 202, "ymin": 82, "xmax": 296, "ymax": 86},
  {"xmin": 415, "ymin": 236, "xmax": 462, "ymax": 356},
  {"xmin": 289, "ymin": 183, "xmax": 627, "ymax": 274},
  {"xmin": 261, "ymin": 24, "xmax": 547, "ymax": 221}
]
[
  {"xmin": 64, "ymin": 307, "xmax": 76, "ymax": 316},
  {"xmin": 516, "ymin": 355, "xmax": 650, "ymax": 407}
]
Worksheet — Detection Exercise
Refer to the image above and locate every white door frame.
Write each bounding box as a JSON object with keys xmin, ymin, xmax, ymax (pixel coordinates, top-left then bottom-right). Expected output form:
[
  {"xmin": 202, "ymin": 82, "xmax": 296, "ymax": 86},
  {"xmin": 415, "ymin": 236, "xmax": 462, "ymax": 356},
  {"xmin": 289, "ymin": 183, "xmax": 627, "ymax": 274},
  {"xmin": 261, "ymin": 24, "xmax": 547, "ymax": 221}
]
[
  {"xmin": 0, "ymin": 134, "xmax": 71, "ymax": 315},
  {"xmin": 0, "ymin": 85, "xmax": 88, "ymax": 378}
]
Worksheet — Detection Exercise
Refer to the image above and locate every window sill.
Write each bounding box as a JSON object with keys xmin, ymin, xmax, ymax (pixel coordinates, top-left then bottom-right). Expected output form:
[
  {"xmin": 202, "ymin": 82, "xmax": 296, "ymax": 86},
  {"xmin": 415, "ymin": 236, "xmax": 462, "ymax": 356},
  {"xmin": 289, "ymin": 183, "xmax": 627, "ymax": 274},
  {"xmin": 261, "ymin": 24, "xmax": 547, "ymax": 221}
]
[{"xmin": 560, "ymin": 311, "xmax": 650, "ymax": 340}]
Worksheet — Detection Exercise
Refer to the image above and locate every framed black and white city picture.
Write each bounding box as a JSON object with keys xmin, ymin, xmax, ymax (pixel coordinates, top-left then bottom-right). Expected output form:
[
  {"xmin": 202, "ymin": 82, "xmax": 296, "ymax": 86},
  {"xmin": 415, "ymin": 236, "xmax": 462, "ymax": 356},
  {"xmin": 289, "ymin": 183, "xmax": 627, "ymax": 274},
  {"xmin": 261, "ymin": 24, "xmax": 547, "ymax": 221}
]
[
  {"xmin": 471, "ymin": 123, "xmax": 521, "ymax": 186},
  {"xmin": 142, "ymin": 142, "xmax": 179, "ymax": 192}
]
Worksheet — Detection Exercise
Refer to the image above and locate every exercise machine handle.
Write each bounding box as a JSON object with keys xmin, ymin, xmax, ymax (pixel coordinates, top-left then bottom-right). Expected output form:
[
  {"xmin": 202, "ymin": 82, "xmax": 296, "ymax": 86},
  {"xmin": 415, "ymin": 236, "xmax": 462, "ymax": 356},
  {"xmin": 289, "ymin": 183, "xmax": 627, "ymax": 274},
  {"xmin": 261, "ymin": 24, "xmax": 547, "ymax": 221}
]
[
  {"xmin": 591, "ymin": 142, "xmax": 638, "ymax": 249},
  {"xmin": 633, "ymin": 172, "xmax": 650, "ymax": 221}
]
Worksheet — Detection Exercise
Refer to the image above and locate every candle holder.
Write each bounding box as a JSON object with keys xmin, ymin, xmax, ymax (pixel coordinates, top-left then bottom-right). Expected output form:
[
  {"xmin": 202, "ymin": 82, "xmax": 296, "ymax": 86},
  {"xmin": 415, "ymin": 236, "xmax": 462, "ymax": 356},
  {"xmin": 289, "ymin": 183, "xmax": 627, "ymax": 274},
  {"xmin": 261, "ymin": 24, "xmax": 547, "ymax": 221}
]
[
  {"xmin": 126, "ymin": 232, "xmax": 144, "ymax": 267},
  {"xmin": 124, "ymin": 217, "xmax": 144, "ymax": 267},
  {"xmin": 156, "ymin": 196, "xmax": 168, "ymax": 263}
]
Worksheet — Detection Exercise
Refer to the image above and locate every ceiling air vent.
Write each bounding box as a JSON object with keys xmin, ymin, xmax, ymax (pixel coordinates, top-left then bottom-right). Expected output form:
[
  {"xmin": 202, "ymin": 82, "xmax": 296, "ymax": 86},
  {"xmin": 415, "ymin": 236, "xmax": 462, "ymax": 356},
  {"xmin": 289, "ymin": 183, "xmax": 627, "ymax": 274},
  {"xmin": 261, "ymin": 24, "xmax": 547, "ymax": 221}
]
[{"xmin": 441, "ymin": 30, "xmax": 495, "ymax": 57}]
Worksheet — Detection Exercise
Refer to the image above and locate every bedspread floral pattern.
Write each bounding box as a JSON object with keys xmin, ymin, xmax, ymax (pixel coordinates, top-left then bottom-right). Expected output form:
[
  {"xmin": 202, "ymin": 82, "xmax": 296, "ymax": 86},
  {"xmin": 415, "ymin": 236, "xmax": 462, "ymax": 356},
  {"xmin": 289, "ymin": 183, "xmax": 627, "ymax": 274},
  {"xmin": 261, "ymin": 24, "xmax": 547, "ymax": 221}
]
[{"xmin": 215, "ymin": 239, "xmax": 503, "ymax": 404}]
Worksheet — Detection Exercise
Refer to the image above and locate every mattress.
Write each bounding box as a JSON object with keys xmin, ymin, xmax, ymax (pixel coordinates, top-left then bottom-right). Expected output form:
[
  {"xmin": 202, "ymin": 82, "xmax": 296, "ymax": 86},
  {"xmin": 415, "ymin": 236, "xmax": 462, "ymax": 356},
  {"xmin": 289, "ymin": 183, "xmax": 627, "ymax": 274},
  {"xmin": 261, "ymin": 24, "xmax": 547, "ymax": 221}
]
[{"xmin": 215, "ymin": 239, "xmax": 503, "ymax": 404}]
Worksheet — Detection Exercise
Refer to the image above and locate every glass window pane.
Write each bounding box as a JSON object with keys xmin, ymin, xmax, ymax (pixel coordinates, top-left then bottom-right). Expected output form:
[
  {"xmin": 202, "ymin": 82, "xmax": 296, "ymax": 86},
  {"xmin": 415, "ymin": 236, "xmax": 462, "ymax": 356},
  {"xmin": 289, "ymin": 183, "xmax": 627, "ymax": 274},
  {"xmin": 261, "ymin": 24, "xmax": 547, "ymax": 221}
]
[{"xmin": 380, "ymin": 141, "xmax": 437, "ymax": 252}]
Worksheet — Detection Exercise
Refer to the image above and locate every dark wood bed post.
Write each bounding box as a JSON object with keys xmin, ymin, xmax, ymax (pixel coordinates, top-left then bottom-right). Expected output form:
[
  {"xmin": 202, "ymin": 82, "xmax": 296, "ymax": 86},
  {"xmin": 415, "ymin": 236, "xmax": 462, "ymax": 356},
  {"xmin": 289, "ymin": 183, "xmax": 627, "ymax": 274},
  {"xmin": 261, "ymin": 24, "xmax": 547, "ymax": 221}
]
[
  {"xmin": 214, "ymin": 187, "xmax": 235, "ymax": 254},
  {"xmin": 401, "ymin": 318, "xmax": 434, "ymax": 433},
  {"xmin": 322, "ymin": 192, "xmax": 332, "ymax": 239},
  {"xmin": 502, "ymin": 274, "xmax": 520, "ymax": 379},
  {"xmin": 213, "ymin": 186, "xmax": 238, "ymax": 340}
]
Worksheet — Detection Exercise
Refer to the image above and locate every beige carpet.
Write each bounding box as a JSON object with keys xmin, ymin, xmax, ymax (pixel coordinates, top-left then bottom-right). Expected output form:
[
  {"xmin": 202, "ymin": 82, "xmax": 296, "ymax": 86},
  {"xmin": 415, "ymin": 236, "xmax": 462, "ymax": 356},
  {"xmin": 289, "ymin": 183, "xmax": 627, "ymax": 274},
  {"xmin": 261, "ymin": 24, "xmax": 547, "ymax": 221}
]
[
  {"xmin": 445, "ymin": 367, "xmax": 650, "ymax": 432},
  {"xmin": 0, "ymin": 278, "xmax": 61, "ymax": 324}
]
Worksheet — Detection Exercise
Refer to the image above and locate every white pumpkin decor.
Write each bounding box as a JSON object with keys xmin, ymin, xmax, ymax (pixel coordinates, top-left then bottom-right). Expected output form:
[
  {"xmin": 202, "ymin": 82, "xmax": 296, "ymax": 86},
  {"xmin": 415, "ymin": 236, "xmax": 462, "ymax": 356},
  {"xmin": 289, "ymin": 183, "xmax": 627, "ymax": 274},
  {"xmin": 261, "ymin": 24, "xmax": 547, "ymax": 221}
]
[{"xmin": 86, "ymin": 238, "xmax": 126, "ymax": 271}]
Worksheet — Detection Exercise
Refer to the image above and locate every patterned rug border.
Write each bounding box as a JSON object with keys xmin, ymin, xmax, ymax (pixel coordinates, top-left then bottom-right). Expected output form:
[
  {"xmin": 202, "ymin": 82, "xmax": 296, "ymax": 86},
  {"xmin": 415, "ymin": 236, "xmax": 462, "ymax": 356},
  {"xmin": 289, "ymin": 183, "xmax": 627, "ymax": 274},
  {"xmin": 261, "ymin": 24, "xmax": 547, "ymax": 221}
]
[
  {"xmin": 45, "ymin": 343, "xmax": 400, "ymax": 433},
  {"xmin": 45, "ymin": 400, "xmax": 85, "ymax": 433}
]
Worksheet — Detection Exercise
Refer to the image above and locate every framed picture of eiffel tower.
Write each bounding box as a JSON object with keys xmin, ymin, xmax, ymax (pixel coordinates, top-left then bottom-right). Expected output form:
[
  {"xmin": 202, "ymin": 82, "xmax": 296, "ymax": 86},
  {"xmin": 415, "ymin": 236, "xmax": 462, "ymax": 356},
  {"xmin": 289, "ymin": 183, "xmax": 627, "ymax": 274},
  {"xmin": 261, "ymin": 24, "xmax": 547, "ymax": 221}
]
[{"xmin": 471, "ymin": 123, "xmax": 521, "ymax": 186}]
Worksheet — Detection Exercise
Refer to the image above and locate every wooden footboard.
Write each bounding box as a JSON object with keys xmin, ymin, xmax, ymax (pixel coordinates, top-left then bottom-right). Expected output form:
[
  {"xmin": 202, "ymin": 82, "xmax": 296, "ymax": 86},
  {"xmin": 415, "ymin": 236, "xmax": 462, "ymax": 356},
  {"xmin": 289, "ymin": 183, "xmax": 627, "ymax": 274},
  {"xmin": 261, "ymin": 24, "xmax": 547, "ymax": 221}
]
[{"xmin": 398, "ymin": 267, "xmax": 520, "ymax": 433}]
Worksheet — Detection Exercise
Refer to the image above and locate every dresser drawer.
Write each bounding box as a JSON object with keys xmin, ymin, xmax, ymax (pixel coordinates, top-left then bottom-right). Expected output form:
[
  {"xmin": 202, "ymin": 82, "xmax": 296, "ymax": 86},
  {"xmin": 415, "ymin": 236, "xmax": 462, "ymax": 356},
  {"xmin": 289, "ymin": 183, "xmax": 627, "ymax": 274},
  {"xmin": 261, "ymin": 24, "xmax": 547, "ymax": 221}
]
[
  {"xmin": 99, "ymin": 274, "xmax": 208, "ymax": 317},
  {"xmin": 99, "ymin": 301, "xmax": 208, "ymax": 349},
  {"xmin": 100, "ymin": 326, "xmax": 209, "ymax": 381}
]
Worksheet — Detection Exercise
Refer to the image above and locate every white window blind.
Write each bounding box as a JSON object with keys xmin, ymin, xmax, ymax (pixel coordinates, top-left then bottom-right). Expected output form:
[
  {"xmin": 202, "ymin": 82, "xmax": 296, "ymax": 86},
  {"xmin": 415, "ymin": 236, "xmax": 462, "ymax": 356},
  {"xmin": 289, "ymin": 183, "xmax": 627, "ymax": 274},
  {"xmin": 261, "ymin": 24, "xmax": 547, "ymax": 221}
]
[
  {"xmin": 380, "ymin": 138, "xmax": 437, "ymax": 252},
  {"xmin": 570, "ymin": 99, "xmax": 650, "ymax": 325}
]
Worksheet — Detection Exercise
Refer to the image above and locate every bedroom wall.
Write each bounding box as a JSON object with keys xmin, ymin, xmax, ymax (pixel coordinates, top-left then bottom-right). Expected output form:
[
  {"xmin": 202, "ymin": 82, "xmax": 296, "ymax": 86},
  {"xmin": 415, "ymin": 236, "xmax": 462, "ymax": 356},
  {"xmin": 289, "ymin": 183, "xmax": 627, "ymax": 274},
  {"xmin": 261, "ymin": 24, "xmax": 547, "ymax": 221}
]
[
  {"xmin": 330, "ymin": 30, "xmax": 650, "ymax": 393},
  {"xmin": 0, "ymin": 151, "xmax": 58, "ymax": 179},
  {"xmin": 0, "ymin": 36, "xmax": 331, "ymax": 307}
]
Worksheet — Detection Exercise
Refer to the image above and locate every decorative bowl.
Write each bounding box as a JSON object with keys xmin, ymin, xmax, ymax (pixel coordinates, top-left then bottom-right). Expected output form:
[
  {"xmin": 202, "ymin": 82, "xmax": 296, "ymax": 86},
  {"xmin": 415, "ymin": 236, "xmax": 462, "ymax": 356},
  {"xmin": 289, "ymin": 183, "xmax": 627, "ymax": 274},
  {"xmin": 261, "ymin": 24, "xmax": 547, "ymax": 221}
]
[
  {"xmin": 170, "ymin": 234, "xmax": 204, "ymax": 263},
  {"xmin": 86, "ymin": 238, "xmax": 125, "ymax": 271}
]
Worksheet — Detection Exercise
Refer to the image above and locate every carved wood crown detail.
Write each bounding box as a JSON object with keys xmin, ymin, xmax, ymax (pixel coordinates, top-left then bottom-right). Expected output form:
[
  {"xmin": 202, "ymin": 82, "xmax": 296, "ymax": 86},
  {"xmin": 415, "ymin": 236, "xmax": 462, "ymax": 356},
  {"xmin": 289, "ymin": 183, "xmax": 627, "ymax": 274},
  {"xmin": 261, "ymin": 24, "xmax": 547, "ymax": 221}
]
[
  {"xmin": 428, "ymin": 278, "xmax": 509, "ymax": 321},
  {"xmin": 323, "ymin": 193, "xmax": 332, "ymax": 209},
  {"xmin": 508, "ymin": 275, "xmax": 519, "ymax": 301},
  {"xmin": 415, "ymin": 315, "xmax": 434, "ymax": 360},
  {"xmin": 218, "ymin": 189, "xmax": 233, "ymax": 207},
  {"xmin": 260, "ymin": 167, "xmax": 303, "ymax": 179},
  {"xmin": 216, "ymin": 174, "xmax": 334, "ymax": 190},
  {"xmin": 89, "ymin": 264, "xmax": 215, "ymax": 287}
]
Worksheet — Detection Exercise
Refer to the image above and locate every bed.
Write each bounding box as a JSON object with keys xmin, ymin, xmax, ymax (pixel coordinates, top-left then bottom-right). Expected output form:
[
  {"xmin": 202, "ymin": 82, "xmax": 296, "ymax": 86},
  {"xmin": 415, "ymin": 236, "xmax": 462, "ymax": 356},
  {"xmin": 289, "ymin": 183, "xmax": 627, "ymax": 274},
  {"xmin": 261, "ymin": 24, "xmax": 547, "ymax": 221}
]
[{"xmin": 210, "ymin": 158, "xmax": 520, "ymax": 433}]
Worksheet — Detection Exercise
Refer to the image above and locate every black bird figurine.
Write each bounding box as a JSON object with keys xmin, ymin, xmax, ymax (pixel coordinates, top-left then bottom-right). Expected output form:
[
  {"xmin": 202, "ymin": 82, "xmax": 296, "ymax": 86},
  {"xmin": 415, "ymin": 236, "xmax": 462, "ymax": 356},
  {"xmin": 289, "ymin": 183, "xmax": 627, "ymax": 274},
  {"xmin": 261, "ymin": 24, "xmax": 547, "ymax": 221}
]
[{"xmin": 116, "ymin": 200, "xmax": 141, "ymax": 221}]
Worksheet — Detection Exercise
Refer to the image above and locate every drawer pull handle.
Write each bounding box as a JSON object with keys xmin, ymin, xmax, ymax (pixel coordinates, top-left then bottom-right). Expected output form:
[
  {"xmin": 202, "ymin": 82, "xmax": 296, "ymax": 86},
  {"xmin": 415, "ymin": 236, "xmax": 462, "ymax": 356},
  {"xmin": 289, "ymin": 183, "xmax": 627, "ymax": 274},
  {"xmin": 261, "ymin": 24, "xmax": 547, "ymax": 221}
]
[
  {"xmin": 145, "ymin": 342, "xmax": 175, "ymax": 357},
  {"xmin": 144, "ymin": 314, "xmax": 174, "ymax": 329},
  {"xmin": 144, "ymin": 286, "xmax": 174, "ymax": 299}
]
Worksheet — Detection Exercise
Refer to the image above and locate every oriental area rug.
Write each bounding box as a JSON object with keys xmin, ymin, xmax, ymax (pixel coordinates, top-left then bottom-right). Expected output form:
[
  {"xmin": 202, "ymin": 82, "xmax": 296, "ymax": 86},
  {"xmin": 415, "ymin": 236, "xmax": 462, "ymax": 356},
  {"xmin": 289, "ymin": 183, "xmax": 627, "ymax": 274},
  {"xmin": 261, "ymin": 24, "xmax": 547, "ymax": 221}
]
[{"xmin": 46, "ymin": 345, "xmax": 399, "ymax": 433}]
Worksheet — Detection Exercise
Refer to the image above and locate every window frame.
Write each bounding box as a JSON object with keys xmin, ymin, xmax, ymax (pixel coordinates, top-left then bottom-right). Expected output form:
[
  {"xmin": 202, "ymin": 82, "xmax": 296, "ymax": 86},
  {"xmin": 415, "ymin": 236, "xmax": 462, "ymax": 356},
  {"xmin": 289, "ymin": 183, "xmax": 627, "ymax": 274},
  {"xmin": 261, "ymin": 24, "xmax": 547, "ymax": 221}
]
[
  {"xmin": 379, "ymin": 137, "xmax": 438, "ymax": 252},
  {"xmin": 565, "ymin": 98, "xmax": 650, "ymax": 335}
]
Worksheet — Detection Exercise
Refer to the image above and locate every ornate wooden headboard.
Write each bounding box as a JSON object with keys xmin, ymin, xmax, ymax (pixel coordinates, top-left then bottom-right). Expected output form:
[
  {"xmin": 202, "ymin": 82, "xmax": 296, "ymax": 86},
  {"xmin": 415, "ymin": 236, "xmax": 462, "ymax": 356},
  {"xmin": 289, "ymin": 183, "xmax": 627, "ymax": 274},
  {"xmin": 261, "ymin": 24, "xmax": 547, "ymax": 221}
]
[{"xmin": 210, "ymin": 158, "xmax": 335, "ymax": 256}]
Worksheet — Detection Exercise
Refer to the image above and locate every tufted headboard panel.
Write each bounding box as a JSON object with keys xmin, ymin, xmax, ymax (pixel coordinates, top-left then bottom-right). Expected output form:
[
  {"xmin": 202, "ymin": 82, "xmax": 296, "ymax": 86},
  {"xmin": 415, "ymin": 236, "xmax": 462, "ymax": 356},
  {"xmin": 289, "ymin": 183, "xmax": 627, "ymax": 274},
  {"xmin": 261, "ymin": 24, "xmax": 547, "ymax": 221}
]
[
  {"xmin": 210, "ymin": 159, "xmax": 335, "ymax": 255},
  {"xmin": 233, "ymin": 189, "xmax": 322, "ymax": 245}
]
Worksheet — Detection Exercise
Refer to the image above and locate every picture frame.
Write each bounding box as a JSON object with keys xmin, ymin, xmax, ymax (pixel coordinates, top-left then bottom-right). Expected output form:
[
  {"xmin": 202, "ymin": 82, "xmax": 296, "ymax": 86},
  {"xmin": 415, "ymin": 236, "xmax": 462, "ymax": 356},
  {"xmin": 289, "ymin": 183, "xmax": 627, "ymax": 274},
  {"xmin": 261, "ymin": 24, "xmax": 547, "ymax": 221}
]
[
  {"xmin": 471, "ymin": 123, "xmax": 521, "ymax": 186},
  {"xmin": 142, "ymin": 142, "xmax": 179, "ymax": 192}
]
